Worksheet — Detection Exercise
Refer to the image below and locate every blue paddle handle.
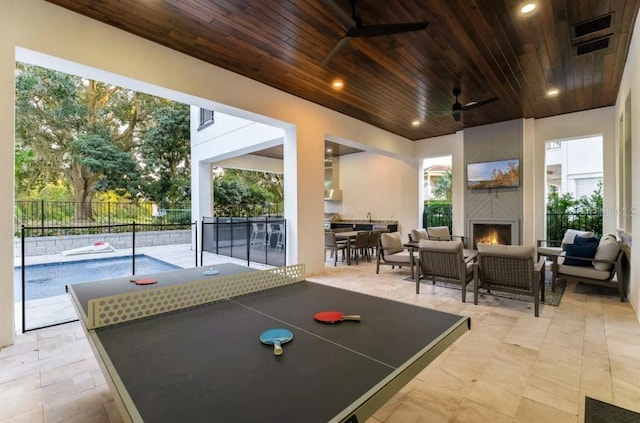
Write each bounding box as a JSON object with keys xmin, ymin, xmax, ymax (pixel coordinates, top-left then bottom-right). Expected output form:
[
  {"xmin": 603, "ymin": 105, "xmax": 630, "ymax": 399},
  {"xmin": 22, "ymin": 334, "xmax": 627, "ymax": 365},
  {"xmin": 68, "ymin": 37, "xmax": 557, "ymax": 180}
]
[{"xmin": 273, "ymin": 340, "xmax": 283, "ymax": 355}]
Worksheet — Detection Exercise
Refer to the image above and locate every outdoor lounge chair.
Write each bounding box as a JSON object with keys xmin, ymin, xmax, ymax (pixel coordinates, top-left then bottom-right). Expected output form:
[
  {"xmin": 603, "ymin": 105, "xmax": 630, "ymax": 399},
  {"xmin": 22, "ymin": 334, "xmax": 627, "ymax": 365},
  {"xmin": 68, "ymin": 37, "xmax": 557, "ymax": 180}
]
[
  {"xmin": 61, "ymin": 241, "xmax": 116, "ymax": 256},
  {"xmin": 475, "ymin": 243, "xmax": 545, "ymax": 317},
  {"xmin": 376, "ymin": 232, "xmax": 417, "ymax": 280},
  {"xmin": 551, "ymin": 234, "xmax": 625, "ymax": 301},
  {"xmin": 417, "ymin": 239, "xmax": 474, "ymax": 301}
]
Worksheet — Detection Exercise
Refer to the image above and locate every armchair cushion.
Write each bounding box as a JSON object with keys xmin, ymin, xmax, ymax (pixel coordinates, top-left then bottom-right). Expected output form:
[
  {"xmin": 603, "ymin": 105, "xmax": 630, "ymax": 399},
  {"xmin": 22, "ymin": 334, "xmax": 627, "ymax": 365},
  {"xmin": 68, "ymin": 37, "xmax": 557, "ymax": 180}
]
[
  {"xmin": 426, "ymin": 226, "xmax": 451, "ymax": 240},
  {"xmin": 564, "ymin": 242, "xmax": 598, "ymax": 266},
  {"xmin": 556, "ymin": 258, "xmax": 612, "ymax": 280},
  {"xmin": 593, "ymin": 235, "xmax": 620, "ymax": 271},
  {"xmin": 411, "ymin": 228, "xmax": 429, "ymax": 242},
  {"xmin": 381, "ymin": 232, "xmax": 404, "ymax": 255}
]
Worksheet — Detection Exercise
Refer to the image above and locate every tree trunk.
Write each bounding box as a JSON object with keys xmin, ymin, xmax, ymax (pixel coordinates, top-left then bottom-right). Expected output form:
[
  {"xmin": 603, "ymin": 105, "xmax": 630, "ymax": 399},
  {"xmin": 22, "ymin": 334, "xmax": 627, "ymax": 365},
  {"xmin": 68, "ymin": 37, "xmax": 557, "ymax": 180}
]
[{"xmin": 70, "ymin": 162, "xmax": 99, "ymax": 222}]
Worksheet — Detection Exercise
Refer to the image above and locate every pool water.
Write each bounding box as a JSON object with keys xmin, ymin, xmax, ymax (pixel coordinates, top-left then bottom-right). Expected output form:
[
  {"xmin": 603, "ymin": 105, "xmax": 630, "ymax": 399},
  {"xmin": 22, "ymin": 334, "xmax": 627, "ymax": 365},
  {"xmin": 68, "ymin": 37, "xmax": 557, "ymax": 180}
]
[{"xmin": 14, "ymin": 255, "xmax": 181, "ymax": 301}]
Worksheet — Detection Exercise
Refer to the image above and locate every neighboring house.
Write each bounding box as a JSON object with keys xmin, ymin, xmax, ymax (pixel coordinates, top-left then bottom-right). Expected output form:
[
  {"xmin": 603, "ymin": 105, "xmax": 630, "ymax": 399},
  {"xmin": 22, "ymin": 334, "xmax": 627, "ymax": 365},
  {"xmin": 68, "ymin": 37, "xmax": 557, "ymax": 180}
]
[
  {"xmin": 545, "ymin": 136, "xmax": 603, "ymax": 199},
  {"xmin": 423, "ymin": 164, "xmax": 450, "ymax": 200}
]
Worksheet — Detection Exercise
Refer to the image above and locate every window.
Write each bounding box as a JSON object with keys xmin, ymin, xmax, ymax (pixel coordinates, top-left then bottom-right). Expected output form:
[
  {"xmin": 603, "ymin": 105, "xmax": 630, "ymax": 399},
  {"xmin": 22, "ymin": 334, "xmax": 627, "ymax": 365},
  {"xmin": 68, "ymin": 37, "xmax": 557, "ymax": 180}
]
[
  {"xmin": 546, "ymin": 141, "xmax": 561, "ymax": 150},
  {"xmin": 198, "ymin": 108, "xmax": 215, "ymax": 130}
]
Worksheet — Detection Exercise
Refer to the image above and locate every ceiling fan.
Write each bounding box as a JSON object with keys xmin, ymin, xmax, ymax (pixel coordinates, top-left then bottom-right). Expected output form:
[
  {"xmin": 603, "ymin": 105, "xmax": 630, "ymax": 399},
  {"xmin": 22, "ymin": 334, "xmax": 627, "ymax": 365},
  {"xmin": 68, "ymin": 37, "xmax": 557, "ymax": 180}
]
[
  {"xmin": 321, "ymin": 0, "xmax": 429, "ymax": 66},
  {"xmin": 450, "ymin": 87, "xmax": 499, "ymax": 121}
]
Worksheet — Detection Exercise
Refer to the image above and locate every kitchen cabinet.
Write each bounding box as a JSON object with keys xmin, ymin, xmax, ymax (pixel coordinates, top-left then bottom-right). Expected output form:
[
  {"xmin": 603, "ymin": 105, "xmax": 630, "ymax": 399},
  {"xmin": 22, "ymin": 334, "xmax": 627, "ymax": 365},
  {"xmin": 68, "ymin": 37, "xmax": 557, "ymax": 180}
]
[{"xmin": 331, "ymin": 222, "xmax": 398, "ymax": 232}]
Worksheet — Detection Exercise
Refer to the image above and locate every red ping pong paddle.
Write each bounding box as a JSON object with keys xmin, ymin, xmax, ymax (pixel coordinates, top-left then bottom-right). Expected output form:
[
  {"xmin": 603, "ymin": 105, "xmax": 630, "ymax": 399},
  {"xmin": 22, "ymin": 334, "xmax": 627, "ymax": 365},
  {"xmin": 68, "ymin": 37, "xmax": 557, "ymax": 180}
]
[
  {"xmin": 131, "ymin": 278, "xmax": 158, "ymax": 285},
  {"xmin": 314, "ymin": 311, "xmax": 361, "ymax": 324}
]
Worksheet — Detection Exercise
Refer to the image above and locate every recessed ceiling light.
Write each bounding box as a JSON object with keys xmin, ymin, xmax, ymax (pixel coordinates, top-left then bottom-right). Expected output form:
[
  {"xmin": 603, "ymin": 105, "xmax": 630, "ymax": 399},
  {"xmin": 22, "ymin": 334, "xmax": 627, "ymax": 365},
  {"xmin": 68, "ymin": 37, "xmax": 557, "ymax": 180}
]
[
  {"xmin": 546, "ymin": 88, "xmax": 560, "ymax": 97},
  {"xmin": 411, "ymin": 120, "xmax": 421, "ymax": 127},
  {"xmin": 326, "ymin": 148, "xmax": 332, "ymax": 153},
  {"xmin": 331, "ymin": 79, "xmax": 344, "ymax": 90},
  {"xmin": 520, "ymin": 2, "xmax": 537, "ymax": 14}
]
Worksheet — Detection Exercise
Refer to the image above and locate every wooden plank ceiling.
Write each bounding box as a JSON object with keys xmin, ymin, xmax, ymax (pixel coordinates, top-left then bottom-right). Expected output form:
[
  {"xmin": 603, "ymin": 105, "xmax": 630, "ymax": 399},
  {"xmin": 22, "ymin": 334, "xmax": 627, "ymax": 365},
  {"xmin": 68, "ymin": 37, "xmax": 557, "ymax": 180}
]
[{"xmin": 45, "ymin": 0, "xmax": 640, "ymax": 141}]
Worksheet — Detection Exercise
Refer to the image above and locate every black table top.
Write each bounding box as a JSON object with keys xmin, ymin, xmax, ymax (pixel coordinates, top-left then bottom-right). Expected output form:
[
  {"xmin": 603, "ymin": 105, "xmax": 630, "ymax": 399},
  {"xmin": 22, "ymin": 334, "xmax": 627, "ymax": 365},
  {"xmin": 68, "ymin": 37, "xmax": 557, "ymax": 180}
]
[{"xmin": 69, "ymin": 265, "xmax": 470, "ymax": 423}]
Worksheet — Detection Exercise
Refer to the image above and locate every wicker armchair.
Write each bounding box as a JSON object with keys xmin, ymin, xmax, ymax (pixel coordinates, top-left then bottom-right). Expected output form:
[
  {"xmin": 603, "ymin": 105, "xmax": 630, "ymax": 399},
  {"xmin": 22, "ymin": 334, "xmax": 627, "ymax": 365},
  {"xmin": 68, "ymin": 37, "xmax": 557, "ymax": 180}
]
[
  {"xmin": 475, "ymin": 243, "xmax": 545, "ymax": 317},
  {"xmin": 426, "ymin": 226, "xmax": 465, "ymax": 247},
  {"xmin": 417, "ymin": 239, "xmax": 474, "ymax": 302}
]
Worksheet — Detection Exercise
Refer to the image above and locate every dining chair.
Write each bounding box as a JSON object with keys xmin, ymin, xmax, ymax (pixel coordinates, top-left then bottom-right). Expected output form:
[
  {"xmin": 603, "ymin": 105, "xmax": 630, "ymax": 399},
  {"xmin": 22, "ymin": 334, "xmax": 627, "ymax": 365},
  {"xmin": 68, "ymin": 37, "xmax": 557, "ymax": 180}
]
[{"xmin": 324, "ymin": 231, "xmax": 348, "ymax": 266}]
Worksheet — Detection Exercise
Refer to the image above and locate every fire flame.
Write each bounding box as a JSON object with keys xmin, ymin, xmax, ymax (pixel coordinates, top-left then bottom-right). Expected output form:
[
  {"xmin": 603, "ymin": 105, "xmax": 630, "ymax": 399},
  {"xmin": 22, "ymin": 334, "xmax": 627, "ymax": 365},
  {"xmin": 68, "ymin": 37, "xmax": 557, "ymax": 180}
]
[{"xmin": 476, "ymin": 230, "xmax": 501, "ymax": 245}]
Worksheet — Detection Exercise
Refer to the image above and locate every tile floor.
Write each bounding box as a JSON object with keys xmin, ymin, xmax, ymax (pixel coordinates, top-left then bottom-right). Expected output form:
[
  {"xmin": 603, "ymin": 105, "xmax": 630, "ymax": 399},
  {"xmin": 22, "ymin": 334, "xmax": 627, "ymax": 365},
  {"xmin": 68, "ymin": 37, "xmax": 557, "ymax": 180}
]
[{"xmin": 1, "ymin": 250, "xmax": 639, "ymax": 422}]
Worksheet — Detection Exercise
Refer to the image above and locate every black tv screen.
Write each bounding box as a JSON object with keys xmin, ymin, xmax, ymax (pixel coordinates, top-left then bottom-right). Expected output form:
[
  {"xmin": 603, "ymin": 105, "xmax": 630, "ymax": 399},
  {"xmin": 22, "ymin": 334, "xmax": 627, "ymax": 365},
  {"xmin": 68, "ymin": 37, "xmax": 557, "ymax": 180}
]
[{"xmin": 467, "ymin": 159, "xmax": 520, "ymax": 190}]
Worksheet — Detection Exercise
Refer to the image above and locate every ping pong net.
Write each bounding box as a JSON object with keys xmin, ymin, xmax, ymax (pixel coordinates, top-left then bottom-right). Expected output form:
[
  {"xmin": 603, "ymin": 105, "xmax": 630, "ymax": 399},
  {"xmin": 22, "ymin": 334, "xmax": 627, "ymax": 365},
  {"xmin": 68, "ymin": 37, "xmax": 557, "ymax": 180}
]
[{"xmin": 82, "ymin": 264, "xmax": 305, "ymax": 330}]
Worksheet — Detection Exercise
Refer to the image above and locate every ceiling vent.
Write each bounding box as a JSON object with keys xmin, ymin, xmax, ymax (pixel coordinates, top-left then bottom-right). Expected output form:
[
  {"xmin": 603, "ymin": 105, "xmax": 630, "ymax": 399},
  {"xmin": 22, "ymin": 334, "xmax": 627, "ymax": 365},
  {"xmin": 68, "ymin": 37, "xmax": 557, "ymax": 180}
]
[
  {"xmin": 575, "ymin": 36, "xmax": 611, "ymax": 55},
  {"xmin": 574, "ymin": 14, "xmax": 613, "ymax": 38}
]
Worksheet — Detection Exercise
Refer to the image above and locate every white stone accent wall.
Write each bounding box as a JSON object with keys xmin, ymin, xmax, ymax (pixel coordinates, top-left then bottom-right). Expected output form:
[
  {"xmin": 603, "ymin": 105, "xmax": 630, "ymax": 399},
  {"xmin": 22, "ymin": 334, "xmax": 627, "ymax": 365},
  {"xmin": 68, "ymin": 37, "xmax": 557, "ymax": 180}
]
[{"xmin": 14, "ymin": 230, "xmax": 192, "ymax": 257}]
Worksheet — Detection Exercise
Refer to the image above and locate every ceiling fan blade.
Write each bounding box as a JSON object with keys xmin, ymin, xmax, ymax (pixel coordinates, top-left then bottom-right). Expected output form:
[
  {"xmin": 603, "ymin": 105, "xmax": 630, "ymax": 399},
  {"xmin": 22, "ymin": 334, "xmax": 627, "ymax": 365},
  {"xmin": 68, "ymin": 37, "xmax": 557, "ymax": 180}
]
[
  {"xmin": 359, "ymin": 22, "xmax": 429, "ymax": 38},
  {"xmin": 461, "ymin": 96, "xmax": 499, "ymax": 111},
  {"xmin": 322, "ymin": 36, "xmax": 353, "ymax": 66},
  {"xmin": 320, "ymin": 0, "xmax": 355, "ymax": 30}
]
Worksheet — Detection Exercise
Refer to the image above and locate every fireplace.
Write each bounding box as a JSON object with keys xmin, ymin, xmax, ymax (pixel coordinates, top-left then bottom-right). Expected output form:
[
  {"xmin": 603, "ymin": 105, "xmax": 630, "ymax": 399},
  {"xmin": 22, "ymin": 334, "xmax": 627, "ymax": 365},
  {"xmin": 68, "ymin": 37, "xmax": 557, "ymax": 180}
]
[{"xmin": 468, "ymin": 219, "xmax": 519, "ymax": 249}]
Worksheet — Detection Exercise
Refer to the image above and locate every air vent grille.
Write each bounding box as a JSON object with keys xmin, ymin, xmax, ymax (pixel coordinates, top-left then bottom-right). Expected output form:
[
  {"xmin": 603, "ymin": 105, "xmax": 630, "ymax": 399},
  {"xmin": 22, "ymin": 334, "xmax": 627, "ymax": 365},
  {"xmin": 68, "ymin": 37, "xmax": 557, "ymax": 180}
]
[
  {"xmin": 575, "ymin": 36, "xmax": 610, "ymax": 55},
  {"xmin": 574, "ymin": 14, "xmax": 613, "ymax": 38}
]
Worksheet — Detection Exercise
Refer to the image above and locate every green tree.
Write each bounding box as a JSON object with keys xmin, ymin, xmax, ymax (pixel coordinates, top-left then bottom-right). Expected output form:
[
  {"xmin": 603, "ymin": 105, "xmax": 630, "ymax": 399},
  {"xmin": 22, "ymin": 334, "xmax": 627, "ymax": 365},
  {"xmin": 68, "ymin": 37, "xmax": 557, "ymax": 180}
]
[
  {"xmin": 14, "ymin": 63, "xmax": 174, "ymax": 220},
  {"xmin": 546, "ymin": 183, "xmax": 603, "ymax": 240},
  {"xmin": 138, "ymin": 103, "xmax": 191, "ymax": 205},
  {"xmin": 432, "ymin": 170, "xmax": 452, "ymax": 201}
]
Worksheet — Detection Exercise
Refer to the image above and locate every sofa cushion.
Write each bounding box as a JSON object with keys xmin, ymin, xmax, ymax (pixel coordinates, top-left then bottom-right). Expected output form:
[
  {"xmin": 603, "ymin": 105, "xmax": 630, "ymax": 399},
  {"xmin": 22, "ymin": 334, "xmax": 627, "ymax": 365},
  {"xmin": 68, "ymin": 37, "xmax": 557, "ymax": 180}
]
[
  {"xmin": 562, "ymin": 229, "xmax": 594, "ymax": 246},
  {"xmin": 557, "ymin": 258, "xmax": 612, "ymax": 280},
  {"xmin": 477, "ymin": 243, "xmax": 535, "ymax": 259},
  {"xmin": 411, "ymin": 228, "xmax": 429, "ymax": 242},
  {"xmin": 426, "ymin": 226, "xmax": 451, "ymax": 240},
  {"xmin": 593, "ymin": 235, "xmax": 620, "ymax": 271},
  {"xmin": 573, "ymin": 235, "xmax": 599, "ymax": 246},
  {"xmin": 381, "ymin": 232, "xmax": 404, "ymax": 255},
  {"xmin": 563, "ymin": 242, "xmax": 597, "ymax": 266}
]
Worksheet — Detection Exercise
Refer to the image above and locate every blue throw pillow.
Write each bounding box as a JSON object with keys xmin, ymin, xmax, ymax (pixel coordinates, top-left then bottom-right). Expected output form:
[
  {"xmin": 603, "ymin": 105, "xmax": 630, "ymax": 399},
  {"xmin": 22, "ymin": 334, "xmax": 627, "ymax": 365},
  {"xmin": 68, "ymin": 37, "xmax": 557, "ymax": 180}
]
[
  {"xmin": 573, "ymin": 235, "xmax": 599, "ymax": 246},
  {"xmin": 564, "ymin": 243, "xmax": 597, "ymax": 266}
]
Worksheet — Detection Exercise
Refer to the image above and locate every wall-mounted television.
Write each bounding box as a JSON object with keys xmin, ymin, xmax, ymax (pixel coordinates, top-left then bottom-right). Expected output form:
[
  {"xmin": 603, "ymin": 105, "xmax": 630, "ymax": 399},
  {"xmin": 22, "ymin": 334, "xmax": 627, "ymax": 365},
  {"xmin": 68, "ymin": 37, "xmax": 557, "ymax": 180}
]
[{"xmin": 467, "ymin": 159, "xmax": 520, "ymax": 190}]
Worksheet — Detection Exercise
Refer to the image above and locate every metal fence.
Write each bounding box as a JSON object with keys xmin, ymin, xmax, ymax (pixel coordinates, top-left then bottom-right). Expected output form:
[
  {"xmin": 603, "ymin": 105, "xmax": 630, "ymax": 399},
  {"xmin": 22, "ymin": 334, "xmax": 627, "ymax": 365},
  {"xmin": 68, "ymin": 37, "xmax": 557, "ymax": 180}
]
[
  {"xmin": 545, "ymin": 211, "xmax": 603, "ymax": 241},
  {"xmin": 213, "ymin": 203, "xmax": 283, "ymax": 218},
  {"xmin": 16, "ymin": 221, "xmax": 197, "ymax": 333},
  {"xmin": 422, "ymin": 203, "xmax": 453, "ymax": 232},
  {"xmin": 14, "ymin": 200, "xmax": 191, "ymax": 235},
  {"xmin": 422, "ymin": 203, "xmax": 603, "ymax": 243},
  {"xmin": 201, "ymin": 217, "xmax": 286, "ymax": 268}
]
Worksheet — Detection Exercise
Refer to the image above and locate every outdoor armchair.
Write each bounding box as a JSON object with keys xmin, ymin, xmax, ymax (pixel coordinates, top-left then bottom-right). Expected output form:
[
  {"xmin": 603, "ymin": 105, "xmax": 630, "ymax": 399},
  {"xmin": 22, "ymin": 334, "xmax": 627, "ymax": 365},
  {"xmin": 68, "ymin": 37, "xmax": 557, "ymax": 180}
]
[
  {"xmin": 376, "ymin": 232, "xmax": 417, "ymax": 280},
  {"xmin": 551, "ymin": 234, "xmax": 625, "ymax": 301},
  {"xmin": 475, "ymin": 243, "xmax": 544, "ymax": 317},
  {"xmin": 417, "ymin": 239, "xmax": 474, "ymax": 302},
  {"xmin": 426, "ymin": 226, "xmax": 465, "ymax": 247}
]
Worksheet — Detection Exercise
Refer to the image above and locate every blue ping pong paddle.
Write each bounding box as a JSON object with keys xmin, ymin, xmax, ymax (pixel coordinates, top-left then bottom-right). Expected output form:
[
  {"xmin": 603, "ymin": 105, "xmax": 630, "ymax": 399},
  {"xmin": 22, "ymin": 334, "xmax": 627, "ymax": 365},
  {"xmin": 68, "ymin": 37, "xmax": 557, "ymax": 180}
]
[{"xmin": 260, "ymin": 328, "xmax": 293, "ymax": 356}]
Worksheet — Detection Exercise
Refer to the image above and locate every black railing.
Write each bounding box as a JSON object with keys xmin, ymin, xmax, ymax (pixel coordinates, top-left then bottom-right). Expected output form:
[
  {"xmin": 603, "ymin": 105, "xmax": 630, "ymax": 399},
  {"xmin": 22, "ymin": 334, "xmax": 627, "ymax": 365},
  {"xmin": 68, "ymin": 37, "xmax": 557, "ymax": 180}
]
[
  {"xmin": 546, "ymin": 211, "xmax": 603, "ymax": 242},
  {"xmin": 17, "ymin": 221, "xmax": 197, "ymax": 333},
  {"xmin": 213, "ymin": 203, "xmax": 283, "ymax": 218},
  {"xmin": 14, "ymin": 200, "xmax": 191, "ymax": 235},
  {"xmin": 422, "ymin": 203, "xmax": 453, "ymax": 232},
  {"xmin": 201, "ymin": 217, "xmax": 286, "ymax": 268}
]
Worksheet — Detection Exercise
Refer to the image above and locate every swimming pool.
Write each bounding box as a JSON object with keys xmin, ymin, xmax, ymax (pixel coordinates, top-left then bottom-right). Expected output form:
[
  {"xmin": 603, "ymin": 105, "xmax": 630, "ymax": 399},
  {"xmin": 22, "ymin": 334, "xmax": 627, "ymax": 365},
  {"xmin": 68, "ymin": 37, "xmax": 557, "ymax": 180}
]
[{"xmin": 14, "ymin": 255, "xmax": 182, "ymax": 301}]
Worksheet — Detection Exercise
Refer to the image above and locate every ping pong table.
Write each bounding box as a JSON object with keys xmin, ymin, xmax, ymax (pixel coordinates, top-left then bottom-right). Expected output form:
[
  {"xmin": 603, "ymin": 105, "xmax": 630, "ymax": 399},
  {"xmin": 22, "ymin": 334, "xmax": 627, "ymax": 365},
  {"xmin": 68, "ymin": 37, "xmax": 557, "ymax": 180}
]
[{"xmin": 68, "ymin": 263, "xmax": 470, "ymax": 423}]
